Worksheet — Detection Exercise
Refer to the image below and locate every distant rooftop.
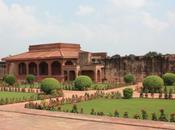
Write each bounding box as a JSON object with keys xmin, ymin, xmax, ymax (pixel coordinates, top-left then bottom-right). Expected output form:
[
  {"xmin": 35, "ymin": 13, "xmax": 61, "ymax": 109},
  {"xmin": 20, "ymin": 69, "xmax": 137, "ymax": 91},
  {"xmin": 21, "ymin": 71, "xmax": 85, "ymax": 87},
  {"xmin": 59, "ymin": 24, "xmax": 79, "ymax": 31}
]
[{"xmin": 3, "ymin": 43, "xmax": 81, "ymax": 61}]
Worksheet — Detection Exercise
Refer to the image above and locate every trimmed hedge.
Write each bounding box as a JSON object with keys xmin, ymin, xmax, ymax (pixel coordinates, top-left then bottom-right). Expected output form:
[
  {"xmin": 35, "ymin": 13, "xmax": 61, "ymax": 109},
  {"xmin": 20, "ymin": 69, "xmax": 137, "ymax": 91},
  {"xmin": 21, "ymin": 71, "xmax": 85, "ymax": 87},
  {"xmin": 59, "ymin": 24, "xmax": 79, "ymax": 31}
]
[
  {"xmin": 162, "ymin": 73, "xmax": 175, "ymax": 86},
  {"xmin": 74, "ymin": 75, "xmax": 92, "ymax": 90},
  {"xmin": 143, "ymin": 75, "xmax": 164, "ymax": 92},
  {"xmin": 123, "ymin": 88, "xmax": 133, "ymax": 99},
  {"xmin": 26, "ymin": 74, "xmax": 35, "ymax": 84},
  {"xmin": 124, "ymin": 73, "xmax": 135, "ymax": 84},
  {"xmin": 40, "ymin": 78, "xmax": 60, "ymax": 94},
  {"xmin": 4, "ymin": 75, "xmax": 16, "ymax": 86}
]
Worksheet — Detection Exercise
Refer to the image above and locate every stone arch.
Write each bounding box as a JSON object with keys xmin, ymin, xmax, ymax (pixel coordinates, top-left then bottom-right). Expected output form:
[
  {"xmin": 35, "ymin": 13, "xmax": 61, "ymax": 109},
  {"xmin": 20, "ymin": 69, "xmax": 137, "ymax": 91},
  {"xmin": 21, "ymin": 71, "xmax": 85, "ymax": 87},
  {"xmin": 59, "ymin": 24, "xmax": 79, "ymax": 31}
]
[
  {"xmin": 69, "ymin": 71, "xmax": 76, "ymax": 81},
  {"xmin": 18, "ymin": 62, "xmax": 26, "ymax": 75},
  {"xmin": 39, "ymin": 62, "xmax": 48, "ymax": 75},
  {"xmin": 29, "ymin": 62, "xmax": 37, "ymax": 75},
  {"xmin": 51, "ymin": 61, "xmax": 61, "ymax": 75},
  {"xmin": 65, "ymin": 60, "xmax": 74, "ymax": 65}
]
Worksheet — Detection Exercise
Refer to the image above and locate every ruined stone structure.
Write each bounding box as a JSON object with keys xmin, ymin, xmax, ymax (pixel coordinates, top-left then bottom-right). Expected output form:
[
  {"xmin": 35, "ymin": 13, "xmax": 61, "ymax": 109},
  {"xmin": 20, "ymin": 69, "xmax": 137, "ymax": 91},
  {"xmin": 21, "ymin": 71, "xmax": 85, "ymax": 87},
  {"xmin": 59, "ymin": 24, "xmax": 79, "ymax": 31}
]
[
  {"xmin": 2, "ymin": 43, "xmax": 106, "ymax": 82},
  {"xmin": 0, "ymin": 61, "xmax": 6, "ymax": 79},
  {"xmin": 2, "ymin": 42, "xmax": 175, "ymax": 83},
  {"xmin": 105, "ymin": 54, "xmax": 175, "ymax": 83}
]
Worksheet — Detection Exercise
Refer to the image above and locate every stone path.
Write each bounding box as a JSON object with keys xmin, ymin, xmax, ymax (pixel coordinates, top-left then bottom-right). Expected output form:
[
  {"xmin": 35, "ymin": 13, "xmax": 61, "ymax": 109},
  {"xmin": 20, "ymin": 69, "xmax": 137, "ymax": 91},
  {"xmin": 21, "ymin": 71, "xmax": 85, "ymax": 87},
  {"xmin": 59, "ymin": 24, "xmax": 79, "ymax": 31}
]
[{"xmin": 0, "ymin": 84, "xmax": 175, "ymax": 130}]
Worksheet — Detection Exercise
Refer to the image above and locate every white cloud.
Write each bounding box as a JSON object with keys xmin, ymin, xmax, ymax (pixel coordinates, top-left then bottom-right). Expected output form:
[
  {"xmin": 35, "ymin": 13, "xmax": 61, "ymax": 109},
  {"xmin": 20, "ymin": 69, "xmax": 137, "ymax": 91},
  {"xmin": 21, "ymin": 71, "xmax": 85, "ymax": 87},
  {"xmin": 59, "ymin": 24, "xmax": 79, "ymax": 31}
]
[
  {"xmin": 76, "ymin": 5, "xmax": 95, "ymax": 16},
  {"xmin": 168, "ymin": 10, "xmax": 175, "ymax": 26},
  {"xmin": 142, "ymin": 12, "xmax": 169, "ymax": 32},
  {"xmin": 0, "ymin": 0, "xmax": 175, "ymax": 59},
  {"xmin": 111, "ymin": 0, "xmax": 146, "ymax": 8}
]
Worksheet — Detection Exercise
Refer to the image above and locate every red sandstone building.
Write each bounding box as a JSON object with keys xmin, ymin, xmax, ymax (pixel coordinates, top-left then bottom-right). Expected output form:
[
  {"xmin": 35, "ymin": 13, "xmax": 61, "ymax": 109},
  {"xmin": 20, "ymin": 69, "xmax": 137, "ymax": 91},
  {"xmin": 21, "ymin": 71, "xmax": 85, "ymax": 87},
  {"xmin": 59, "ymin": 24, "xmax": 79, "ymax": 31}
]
[{"xmin": 2, "ymin": 43, "xmax": 106, "ymax": 82}]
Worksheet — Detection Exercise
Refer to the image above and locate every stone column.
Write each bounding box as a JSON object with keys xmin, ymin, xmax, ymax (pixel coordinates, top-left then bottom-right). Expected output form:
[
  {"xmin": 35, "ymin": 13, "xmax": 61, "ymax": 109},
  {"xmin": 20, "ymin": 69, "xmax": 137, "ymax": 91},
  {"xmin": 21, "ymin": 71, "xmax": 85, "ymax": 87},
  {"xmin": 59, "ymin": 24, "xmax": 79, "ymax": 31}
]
[
  {"xmin": 47, "ymin": 61, "xmax": 52, "ymax": 76},
  {"xmin": 67, "ymin": 70, "xmax": 70, "ymax": 81},
  {"xmin": 6, "ymin": 62, "xmax": 10, "ymax": 74},
  {"xmin": 94, "ymin": 69, "xmax": 97, "ymax": 83},
  {"xmin": 61, "ymin": 60, "xmax": 64, "ymax": 76},
  {"xmin": 25, "ymin": 61, "xmax": 29, "ymax": 75},
  {"xmin": 36, "ymin": 61, "xmax": 40, "ymax": 77}
]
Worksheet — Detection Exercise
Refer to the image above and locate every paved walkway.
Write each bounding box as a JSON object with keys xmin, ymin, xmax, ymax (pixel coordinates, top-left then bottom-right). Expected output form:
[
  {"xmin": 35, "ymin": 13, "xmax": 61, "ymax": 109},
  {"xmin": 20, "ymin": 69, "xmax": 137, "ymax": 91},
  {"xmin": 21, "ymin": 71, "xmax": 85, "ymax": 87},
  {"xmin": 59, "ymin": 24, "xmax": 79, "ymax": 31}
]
[{"xmin": 0, "ymin": 84, "xmax": 175, "ymax": 130}]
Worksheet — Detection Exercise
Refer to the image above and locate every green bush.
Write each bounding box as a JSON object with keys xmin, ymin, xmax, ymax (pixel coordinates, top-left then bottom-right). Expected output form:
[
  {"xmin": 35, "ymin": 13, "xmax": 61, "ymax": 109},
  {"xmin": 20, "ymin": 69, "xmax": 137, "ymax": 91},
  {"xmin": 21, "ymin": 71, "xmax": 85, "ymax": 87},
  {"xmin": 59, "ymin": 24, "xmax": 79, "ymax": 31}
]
[
  {"xmin": 143, "ymin": 75, "xmax": 164, "ymax": 92},
  {"xmin": 2, "ymin": 74, "xmax": 8, "ymax": 82},
  {"xmin": 162, "ymin": 73, "xmax": 175, "ymax": 86},
  {"xmin": 26, "ymin": 74, "xmax": 35, "ymax": 84},
  {"xmin": 74, "ymin": 75, "xmax": 92, "ymax": 90},
  {"xmin": 124, "ymin": 73, "xmax": 135, "ymax": 84},
  {"xmin": 123, "ymin": 88, "xmax": 133, "ymax": 99},
  {"xmin": 40, "ymin": 78, "xmax": 60, "ymax": 94},
  {"xmin": 4, "ymin": 74, "xmax": 16, "ymax": 86}
]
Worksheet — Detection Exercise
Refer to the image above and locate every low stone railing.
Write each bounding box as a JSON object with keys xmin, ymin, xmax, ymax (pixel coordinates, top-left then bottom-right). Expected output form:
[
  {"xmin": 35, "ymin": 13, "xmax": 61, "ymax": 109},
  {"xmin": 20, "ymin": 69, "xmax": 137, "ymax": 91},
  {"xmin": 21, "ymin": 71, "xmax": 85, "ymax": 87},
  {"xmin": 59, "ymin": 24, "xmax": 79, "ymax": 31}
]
[{"xmin": 0, "ymin": 87, "xmax": 42, "ymax": 94}]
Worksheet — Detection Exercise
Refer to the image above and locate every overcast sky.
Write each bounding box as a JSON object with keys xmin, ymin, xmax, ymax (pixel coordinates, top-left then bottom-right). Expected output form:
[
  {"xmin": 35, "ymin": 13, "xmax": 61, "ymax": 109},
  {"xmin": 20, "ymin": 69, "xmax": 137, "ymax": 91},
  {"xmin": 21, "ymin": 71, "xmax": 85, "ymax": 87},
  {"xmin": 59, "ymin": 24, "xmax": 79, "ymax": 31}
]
[{"xmin": 0, "ymin": 0, "xmax": 175, "ymax": 59}]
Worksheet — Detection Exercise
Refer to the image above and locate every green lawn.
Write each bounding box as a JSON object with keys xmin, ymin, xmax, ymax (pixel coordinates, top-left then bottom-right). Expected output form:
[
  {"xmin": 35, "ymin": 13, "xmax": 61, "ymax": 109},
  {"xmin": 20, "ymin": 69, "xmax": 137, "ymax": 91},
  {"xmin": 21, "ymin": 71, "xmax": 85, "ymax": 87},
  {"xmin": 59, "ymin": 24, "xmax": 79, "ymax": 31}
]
[
  {"xmin": 61, "ymin": 98, "xmax": 175, "ymax": 119},
  {"xmin": 0, "ymin": 92, "xmax": 37, "ymax": 99}
]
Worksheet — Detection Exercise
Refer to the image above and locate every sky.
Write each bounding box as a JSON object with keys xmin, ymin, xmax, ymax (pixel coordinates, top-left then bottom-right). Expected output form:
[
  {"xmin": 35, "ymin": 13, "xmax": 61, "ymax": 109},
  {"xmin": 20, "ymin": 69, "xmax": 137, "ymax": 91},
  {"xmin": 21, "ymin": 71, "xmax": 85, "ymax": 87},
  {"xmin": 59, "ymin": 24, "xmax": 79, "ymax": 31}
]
[{"xmin": 0, "ymin": 0, "xmax": 175, "ymax": 59}]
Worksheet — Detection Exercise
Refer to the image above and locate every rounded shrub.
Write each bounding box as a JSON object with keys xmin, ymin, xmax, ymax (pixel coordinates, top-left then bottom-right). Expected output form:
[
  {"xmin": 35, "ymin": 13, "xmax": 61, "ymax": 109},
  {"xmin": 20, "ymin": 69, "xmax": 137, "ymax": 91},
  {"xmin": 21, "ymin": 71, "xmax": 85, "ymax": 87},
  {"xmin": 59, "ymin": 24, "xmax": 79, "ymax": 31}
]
[
  {"xmin": 123, "ymin": 88, "xmax": 133, "ymax": 99},
  {"xmin": 40, "ymin": 78, "xmax": 60, "ymax": 94},
  {"xmin": 143, "ymin": 75, "xmax": 164, "ymax": 92},
  {"xmin": 4, "ymin": 74, "xmax": 16, "ymax": 86},
  {"xmin": 124, "ymin": 73, "xmax": 135, "ymax": 84},
  {"xmin": 26, "ymin": 74, "xmax": 35, "ymax": 84},
  {"xmin": 74, "ymin": 75, "xmax": 92, "ymax": 90},
  {"xmin": 162, "ymin": 73, "xmax": 175, "ymax": 86}
]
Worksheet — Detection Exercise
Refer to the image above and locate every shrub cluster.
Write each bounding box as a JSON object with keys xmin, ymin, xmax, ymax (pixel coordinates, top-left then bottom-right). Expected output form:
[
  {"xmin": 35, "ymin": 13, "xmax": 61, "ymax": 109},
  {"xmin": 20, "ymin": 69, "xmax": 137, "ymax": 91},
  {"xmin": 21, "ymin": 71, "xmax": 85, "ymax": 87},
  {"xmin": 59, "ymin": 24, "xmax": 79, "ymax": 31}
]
[
  {"xmin": 123, "ymin": 88, "xmax": 133, "ymax": 99},
  {"xmin": 124, "ymin": 73, "xmax": 135, "ymax": 84},
  {"xmin": 26, "ymin": 74, "xmax": 35, "ymax": 84},
  {"xmin": 143, "ymin": 75, "xmax": 164, "ymax": 92},
  {"xmin": 4, "ymin": 74, "xmax": 16, "ymax": 86},
  {"xmin": 40, "ymin": 78, "xmax": 60, "ymax": 94},
  {"xmin": 91, "ymin": 82, "xmax": 118, "ymax": 90},
  {"xmin": 74, "ymin": 75, "xmax": 92, "ymax": 90},
  {"xmin": 162, "ymin": 73, "xmax": 175, "ymax": 86}
]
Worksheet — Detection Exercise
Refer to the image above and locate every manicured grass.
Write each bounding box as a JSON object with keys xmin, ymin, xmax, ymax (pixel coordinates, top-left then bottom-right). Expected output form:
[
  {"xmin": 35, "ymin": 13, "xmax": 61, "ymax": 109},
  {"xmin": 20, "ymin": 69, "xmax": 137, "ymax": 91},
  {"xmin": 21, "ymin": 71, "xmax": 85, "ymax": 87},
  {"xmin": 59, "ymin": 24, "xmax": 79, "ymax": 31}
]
[
  {"xmin": 62, "ymin": 98, "xmax": 175, "ymax": 119},
  {"xmin": 0, "ymin": 92, "xmax": 37, "ymax": 100}
]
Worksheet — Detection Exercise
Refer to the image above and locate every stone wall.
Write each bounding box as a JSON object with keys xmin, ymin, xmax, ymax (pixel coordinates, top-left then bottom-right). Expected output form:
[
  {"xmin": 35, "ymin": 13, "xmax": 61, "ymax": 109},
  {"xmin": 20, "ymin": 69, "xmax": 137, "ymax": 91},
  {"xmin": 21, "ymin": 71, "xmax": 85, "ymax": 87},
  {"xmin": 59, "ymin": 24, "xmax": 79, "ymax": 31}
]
[
  {"xmin": 0, "ymin": 62, "xmax": 5, "ymax": 79},
  {"xmin": 104, "ymin": 55, "xmax": 175, "ymax": 83}
]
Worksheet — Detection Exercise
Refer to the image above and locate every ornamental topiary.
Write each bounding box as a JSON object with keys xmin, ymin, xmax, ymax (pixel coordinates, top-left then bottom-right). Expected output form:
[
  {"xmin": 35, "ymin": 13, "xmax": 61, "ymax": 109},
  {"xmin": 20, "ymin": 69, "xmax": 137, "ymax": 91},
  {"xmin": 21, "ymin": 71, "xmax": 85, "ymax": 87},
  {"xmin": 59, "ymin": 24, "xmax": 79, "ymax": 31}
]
[
  {"xmin": 123, "ymin": 73, "xmax": 135, "ymax": 84},
  {"xmin": 123, "ymin": 88, "xmax": 133, "ymax": 99},
  {"xmin": 143, "ymin": 75, "xmax": 164, "ymax": 92},
  {"xmin": 40, "ymin": 78, "xmax": 60, "ymax": 94},
  {"xmin": 4, "ymin": 74, "xmax": 16, "ymax": 86},
  {"xmin": 26, "ymin": 74, "xmax": 35, "ymax": 84},
  {"xmin": 162, "ymin": 73, "xmax": 175, "ymax": 86},
  {"xmin": 74, "ymin": 75, "xmax": 92, "ymax": 90}
]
